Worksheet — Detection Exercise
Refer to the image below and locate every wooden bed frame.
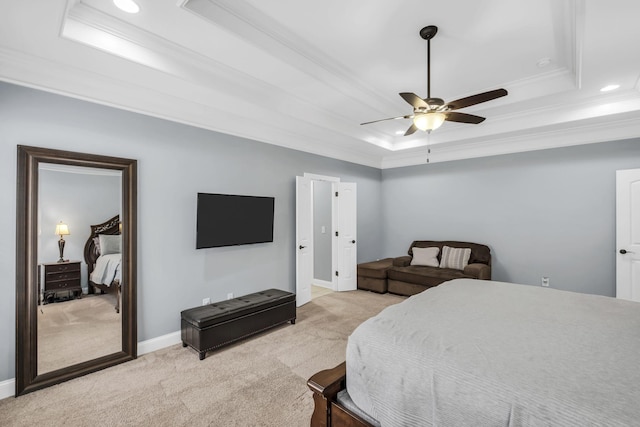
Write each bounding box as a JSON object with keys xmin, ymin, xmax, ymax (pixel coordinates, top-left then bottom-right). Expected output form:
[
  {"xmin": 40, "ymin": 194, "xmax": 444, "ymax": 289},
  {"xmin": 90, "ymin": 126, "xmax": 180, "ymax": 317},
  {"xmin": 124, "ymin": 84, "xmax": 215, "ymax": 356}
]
[
  {"xmin": 308, "ymin": 362, "xmax": 375, "ymax": 427},
  {"xmin": 82, "ymin": 214, "xmax": 122, "ymax": 313}
]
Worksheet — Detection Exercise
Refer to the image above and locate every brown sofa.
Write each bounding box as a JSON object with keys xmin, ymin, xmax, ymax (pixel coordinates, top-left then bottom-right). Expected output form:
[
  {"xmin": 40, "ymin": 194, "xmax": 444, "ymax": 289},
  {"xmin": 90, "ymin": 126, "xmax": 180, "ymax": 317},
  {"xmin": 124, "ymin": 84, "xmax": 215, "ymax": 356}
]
[
  {"xmin": 386, "ymin": 240, "xmax": 491, "ymax": 296},
  {"xmin": 357, "ymin": 258, "xmax": 394, "ymax": 293}
]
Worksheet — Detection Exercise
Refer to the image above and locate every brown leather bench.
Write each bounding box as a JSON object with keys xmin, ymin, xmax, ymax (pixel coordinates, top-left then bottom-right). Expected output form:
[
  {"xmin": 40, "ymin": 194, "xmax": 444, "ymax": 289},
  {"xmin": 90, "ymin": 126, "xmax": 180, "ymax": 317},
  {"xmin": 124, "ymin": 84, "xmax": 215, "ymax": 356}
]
[
  {"xmin": 181, "ymin": 289, "xmax": 296, "ymax": 360},
  {"xmin": 357, "ymin": 258, "xmax": 393, "ymax": 293}
]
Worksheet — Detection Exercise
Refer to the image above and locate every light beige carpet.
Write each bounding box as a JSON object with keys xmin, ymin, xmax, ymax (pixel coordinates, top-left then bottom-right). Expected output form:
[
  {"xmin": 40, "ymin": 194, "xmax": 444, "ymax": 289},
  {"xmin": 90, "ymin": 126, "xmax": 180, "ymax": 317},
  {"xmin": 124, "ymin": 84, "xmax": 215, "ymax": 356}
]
[
  {"xmin": 38, "ymin": 294, "xmax": 121, "ymax": 374},
  {"xmin": 311, "ymin": 284, "xmax": 333, "ymax": 299},
  {"xmin": 1, "ymin": 289, "xmax": 404, "ymax": 426}
]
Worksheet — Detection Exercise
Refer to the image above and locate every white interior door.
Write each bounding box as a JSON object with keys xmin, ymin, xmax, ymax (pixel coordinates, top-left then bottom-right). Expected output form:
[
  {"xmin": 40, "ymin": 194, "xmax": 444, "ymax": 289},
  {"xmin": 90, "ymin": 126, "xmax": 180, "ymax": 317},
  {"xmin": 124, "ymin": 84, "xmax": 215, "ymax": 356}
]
[
  {"xmin": 333, "ymin": 182, "xmax": 357, "ymax": 291},
  {"xmin": 296, "ymin": 176, "xmax": 313, "ymax": 306},
  {"xmin": 616, "ymin": 169, "xmax": 640, "ymax": 301}
]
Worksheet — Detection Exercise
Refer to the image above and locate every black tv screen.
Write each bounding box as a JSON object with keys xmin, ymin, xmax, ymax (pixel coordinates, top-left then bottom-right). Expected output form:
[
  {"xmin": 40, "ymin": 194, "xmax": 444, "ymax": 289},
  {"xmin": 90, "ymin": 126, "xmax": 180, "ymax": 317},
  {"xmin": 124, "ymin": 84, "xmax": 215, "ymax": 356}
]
[{"xmin": 196, "ymin": 193, "xmax": 275, "ymax": 249}]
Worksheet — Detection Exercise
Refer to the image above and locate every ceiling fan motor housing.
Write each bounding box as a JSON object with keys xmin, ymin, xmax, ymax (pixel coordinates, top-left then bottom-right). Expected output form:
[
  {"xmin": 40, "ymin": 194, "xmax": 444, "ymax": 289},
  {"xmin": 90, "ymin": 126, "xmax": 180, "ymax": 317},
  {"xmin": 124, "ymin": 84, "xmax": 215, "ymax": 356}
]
[{"xmin": 424, "ymin": 98, "xmax": 445, "ymax": 110}]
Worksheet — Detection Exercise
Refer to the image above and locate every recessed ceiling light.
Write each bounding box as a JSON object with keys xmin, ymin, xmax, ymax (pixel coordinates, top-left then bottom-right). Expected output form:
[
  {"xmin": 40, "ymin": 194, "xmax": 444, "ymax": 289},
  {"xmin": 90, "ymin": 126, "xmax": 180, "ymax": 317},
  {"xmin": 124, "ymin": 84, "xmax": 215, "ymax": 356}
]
[
  {"xmin": 600, "ymin": 84, "xmax": 620, "ymax": 92},
  {"xmin": 113, "ymin": 0, "xmax": 140, "ymax": 14}
]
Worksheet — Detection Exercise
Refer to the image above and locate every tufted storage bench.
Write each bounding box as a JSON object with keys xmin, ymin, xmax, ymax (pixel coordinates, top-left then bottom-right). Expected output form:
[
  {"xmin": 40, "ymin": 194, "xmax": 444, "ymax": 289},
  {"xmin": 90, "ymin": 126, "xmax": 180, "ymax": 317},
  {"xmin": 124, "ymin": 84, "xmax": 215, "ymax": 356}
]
[
  {"xmin": 357, "ymin": 258, "xmax": 394, "ymax": 293},
  {"xmin": 181, "ymin": 288, "xmax": 296, "ymax": 360}
]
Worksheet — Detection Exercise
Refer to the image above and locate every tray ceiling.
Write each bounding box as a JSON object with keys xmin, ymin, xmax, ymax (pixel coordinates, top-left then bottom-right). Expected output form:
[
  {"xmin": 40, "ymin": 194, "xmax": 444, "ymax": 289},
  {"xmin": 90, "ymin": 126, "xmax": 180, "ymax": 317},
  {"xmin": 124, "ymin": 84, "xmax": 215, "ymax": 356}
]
[{"xmin": 1, "ymin": 0, "xmax": 639, "ymax": 168}]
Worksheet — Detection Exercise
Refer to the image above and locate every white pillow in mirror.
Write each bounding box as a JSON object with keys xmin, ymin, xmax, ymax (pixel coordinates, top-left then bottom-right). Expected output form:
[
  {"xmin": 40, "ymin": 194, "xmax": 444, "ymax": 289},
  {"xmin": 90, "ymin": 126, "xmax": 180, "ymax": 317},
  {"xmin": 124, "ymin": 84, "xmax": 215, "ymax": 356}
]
[
  {"xmin": 410, "ymin": 247, "xmax": 440, "ymax": 267},
  {"xmin": 98, "ymin": 234, "xmax": 121, "ymax": 255}
]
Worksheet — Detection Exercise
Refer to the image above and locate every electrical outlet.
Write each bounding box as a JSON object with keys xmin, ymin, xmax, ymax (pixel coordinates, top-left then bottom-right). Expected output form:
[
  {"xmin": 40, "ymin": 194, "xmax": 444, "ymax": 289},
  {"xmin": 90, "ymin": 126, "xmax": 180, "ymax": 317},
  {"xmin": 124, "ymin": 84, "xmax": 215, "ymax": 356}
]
[
  {"xmin": 541, "ymin": 277, "xmax": 550, "ymax": 287},
  {"xmin": 202, "ymin": 297, "xmax": 210, "ymax": 305},
  {"xmin": 227, "ymin": 293, "xmax": 234, "ymax": 300}
]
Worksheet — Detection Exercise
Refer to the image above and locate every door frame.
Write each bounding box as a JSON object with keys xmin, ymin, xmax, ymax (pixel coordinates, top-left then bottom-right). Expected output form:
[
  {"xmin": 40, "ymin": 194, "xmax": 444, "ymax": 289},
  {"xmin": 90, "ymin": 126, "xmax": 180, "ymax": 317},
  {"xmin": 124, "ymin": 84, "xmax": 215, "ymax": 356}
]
[{"xmin": 305, "ymin": 173, "xmax": 341, "ymax": 292}]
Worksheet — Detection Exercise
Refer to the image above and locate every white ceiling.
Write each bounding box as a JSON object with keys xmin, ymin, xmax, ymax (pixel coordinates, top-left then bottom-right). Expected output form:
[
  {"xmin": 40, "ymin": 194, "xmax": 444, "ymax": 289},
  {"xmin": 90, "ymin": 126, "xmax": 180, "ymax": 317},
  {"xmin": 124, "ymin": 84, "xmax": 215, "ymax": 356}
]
[{"xmin": 1, "ymin": 0, "xmax": 639, "ymax": 168}]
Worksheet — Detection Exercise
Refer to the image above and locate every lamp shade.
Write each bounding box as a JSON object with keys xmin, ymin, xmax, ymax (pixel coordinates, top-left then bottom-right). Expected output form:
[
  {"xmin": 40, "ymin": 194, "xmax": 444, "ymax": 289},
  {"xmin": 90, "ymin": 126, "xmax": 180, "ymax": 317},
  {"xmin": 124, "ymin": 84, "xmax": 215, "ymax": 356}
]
[
  {"xmin": 413, "ymin": 112, "xmax": 446, "ymax": 132},
  {"xmin": 55, "ymin": 222, "xmax": 70, "ymax": 236}
]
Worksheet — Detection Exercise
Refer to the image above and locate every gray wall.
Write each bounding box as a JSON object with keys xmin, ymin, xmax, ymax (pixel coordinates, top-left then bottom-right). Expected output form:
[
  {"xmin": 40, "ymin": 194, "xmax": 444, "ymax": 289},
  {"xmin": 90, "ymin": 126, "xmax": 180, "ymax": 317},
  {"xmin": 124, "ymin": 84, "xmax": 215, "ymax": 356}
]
[
  {"xmin": 313, "ymin": 181, "xmax": 332, "ymax": 282},
  {"xmin": 0, "ymin": 81, "xmax": 383, "ymax": 383},
  {"xmin": 382, "ymin": 139, "xmax": 640, "ymax": 296},
  {"xmin": 3, "ymin": 79, "xmax": 639, "ymax": 384},
  {"xmin": 39, "ymin": 168, "xmax": 121, "ymax": 291}
]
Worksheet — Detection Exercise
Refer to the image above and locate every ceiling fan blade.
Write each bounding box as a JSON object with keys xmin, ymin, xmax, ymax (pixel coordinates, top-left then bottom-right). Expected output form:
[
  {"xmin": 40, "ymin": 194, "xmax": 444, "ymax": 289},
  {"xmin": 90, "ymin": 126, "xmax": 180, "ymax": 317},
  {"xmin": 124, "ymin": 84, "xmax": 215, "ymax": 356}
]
[
  {"xmin": 399, "ymin": 92, "xmax": 429, "ymax": 109},
  {"xmin": 404, "ymin": 123, "xmax": 419, "ymax": 136},
  {"xmin": 445, "ymin": 88, "xmax": 508, "ymax": 111},
  {"xmin": 360, "ymin": 115, "xmax": 412, "ymax": 125},
  {"xmin": 445, "ymin": 111, "xmax": 486, "ymax": 124}
]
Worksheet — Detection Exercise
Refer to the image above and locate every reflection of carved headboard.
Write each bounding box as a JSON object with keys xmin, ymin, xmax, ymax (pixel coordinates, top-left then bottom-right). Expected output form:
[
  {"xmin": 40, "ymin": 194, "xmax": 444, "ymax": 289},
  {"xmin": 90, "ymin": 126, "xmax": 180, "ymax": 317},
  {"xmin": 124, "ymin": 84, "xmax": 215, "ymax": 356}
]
[{"xmin": 83, "ymin": 214, "xmax": 120, "ymax": 277}]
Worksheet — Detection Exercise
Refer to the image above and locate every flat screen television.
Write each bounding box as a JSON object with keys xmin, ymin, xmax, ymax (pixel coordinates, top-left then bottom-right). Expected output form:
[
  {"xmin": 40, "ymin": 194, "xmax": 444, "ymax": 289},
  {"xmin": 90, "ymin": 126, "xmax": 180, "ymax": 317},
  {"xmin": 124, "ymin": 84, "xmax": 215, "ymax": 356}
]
[{"xmin": 196, "ymin": 193, "xmax": 275, "ymax": 249}]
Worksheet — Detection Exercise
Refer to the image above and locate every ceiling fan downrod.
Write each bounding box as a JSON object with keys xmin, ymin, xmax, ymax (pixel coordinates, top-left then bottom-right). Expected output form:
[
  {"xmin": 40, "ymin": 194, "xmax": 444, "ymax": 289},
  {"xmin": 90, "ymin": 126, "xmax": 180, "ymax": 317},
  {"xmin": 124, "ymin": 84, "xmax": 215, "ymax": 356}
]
[{"xmin": 419, "ymin": 25, "xmax": 438, "ymax": 101}]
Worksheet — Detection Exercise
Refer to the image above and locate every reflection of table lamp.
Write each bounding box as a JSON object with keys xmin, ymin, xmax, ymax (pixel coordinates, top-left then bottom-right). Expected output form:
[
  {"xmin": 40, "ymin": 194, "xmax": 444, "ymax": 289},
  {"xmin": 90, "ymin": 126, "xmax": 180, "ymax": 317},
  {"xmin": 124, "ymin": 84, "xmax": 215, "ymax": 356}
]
[{"xmin": 55, "ymin": 222, "xmax": 70, "ymax": 263}]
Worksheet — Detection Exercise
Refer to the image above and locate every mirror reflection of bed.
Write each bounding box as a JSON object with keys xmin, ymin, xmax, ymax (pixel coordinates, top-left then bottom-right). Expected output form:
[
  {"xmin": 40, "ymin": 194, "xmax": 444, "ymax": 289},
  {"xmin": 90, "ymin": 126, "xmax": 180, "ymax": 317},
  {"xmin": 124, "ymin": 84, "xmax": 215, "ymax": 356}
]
[
  {"xmin": 37, "ymin": 214, "xmax": 123, "ymax": 374},
  {"xmin": 84, "ymin": 215, "xmax": 123, "ymax": 314},
  {"xmin": 37, "ymin": 162, "xmax": 123, "ymax": 375}
]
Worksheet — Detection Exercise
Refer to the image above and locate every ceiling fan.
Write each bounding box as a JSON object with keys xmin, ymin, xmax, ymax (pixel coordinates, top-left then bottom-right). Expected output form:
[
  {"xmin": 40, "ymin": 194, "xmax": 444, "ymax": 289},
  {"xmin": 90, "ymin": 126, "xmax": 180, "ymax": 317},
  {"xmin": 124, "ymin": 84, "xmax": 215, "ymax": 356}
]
[{"xmin": 361, "ymin": 25, "xmax": 508, "ymax": 136}]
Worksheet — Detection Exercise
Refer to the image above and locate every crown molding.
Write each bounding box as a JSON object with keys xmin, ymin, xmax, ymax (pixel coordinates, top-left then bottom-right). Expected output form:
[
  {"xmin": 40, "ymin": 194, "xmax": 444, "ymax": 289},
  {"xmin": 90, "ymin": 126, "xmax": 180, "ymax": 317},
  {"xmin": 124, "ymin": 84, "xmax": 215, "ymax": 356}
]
[
  {"xmin": 380, "ymin": 111, "xmax": 640, "ymax": 169},
  {"xmin": 0, "ymin": 45, "xmax": 382, "ymax": 168}
]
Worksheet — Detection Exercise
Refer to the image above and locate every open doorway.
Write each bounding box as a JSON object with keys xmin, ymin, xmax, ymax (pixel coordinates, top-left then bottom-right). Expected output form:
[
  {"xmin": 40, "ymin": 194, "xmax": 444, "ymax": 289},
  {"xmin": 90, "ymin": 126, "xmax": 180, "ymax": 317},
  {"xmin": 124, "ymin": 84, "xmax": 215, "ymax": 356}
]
[
  {"xmin": 296, "ymin": 173, "xmax": 357, "ymax": 306},
  {"xmin": 312, "ymin": 180, "xmax": 333, "ymax": 300}
]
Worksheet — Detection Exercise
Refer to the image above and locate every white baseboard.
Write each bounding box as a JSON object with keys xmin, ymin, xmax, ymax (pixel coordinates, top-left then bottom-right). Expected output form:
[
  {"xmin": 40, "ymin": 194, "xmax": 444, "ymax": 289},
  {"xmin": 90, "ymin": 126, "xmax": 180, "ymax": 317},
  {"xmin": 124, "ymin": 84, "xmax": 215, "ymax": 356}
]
[
  {"xmin": 138, "ymin": 330, "xmax": 181, "ymax": 355},
  {"xmin": 0, "ymin": 330, "xmax": 182, "ymax": 400},
  {"xmin": 0, "ymin": 378, "xmax": 14, "ymax": 400},
  {"xmin": 313, "ymin": 279, "xmax": 334, "ymax": 290}
]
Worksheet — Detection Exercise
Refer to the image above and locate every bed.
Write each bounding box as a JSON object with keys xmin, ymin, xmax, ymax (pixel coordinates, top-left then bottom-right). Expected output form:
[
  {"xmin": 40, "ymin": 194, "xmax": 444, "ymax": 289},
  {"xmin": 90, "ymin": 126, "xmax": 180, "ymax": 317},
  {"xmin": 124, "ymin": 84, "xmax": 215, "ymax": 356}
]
[
  {"xmin": 308, "ymin": 278, "xmax": 640, "ymax": 426},
  {"xmin": 83, "ymin": 214, "xmax": 122, "ymax": 313}
]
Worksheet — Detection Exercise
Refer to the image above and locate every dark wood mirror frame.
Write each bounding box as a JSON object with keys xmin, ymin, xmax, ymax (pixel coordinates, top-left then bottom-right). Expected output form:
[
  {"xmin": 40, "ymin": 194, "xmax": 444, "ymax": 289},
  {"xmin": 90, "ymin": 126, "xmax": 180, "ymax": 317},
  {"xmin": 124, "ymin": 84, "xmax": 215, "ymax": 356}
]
[{"xmin": 16, "ymin": 145, "xmax": 137, "ymax": 396}]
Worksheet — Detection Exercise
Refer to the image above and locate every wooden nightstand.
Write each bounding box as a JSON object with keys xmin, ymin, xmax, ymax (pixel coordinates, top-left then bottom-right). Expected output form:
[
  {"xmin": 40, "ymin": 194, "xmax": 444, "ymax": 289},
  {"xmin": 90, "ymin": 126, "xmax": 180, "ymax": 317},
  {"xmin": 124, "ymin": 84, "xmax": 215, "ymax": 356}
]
[{"xmin": 42, "ymin": 261, "xmax": 82, "ymax": 304}]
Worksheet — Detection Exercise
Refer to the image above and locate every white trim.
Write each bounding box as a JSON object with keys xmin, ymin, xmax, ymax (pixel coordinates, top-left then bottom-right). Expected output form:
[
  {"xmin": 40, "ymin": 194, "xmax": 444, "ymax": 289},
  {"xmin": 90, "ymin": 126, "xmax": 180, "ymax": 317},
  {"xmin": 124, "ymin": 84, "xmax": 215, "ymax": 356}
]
[
  {"xmin": 0, "ymin": 331, "xmax": 183, "ymax": 399},
  {"xmin": 0, "ymin": 378, "xmax": 14, "ymax": 400},
  {"xmin": 138, "ymin": 331, "xmax": 182, "ymax": 355},
  {"xmin": 313, "ymin": 279, "xmax": 334, "ymax": 290},
  {"xmin": 303, "ymin": 173, "xmax": 340, "ymax": 182}
]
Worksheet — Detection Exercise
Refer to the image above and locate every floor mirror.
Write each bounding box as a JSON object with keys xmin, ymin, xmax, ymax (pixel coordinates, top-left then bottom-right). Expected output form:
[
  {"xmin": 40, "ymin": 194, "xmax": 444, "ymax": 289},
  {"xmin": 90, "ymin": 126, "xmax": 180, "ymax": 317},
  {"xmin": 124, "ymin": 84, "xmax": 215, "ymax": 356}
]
[{"xmin": 16, "ymin": 145, "xmax": 137, "ymax": 396}]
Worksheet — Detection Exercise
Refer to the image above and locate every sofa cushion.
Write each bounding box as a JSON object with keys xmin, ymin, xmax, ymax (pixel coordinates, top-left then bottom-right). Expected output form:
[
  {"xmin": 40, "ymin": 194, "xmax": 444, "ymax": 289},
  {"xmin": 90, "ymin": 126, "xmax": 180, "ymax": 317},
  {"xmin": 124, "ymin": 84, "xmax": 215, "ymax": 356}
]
[
  {"xmin": 439, "ymin": 246, "xmax": 471, "ymax": 270},
  {"xmin": 387, "ymin": 266, "xmax": 472, "ymax": 287},
  {"xmin": 410, "ymin": 247, "xmax": 440, "ymax": 267},
  {"xmin": 357, "ymin": 258, "xmax": 394, "ymax": 279}
]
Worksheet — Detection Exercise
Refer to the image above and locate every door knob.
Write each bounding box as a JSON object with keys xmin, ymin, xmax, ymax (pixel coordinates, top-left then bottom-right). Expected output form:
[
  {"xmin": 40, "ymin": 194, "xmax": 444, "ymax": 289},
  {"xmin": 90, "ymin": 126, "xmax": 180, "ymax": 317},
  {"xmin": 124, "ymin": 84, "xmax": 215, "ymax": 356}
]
[
  {"xmin": 299, "ymin": 245, "xmax": 306, "ymax": 250},
  {"xmin": 351, "ymin": 240, "xmax": 356, "ymax": 244},
  {"xmin": 620, "ymin": 249, "xmax": 633, "ymax": 254}
]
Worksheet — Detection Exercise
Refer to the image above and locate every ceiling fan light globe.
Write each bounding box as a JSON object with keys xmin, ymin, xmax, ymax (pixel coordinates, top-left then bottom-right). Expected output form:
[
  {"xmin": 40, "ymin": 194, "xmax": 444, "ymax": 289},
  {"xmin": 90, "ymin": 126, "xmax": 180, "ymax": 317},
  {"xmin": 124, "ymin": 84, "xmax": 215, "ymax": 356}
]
[{"xmin": 414, "ymin": 112, "xmax": 445, "ymax": 132}]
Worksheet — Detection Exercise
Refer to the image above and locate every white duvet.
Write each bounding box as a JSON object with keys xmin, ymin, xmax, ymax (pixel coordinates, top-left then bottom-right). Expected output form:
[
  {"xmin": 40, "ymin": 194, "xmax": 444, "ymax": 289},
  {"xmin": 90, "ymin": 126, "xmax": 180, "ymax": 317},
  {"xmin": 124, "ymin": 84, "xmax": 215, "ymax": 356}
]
[
  {"xmin": 90, "ymin": 253, "xmax": 121, "ymax": 286},
  {"xmin": 346, "ymin": 279, "xmax": 640, "ymax": 426}
]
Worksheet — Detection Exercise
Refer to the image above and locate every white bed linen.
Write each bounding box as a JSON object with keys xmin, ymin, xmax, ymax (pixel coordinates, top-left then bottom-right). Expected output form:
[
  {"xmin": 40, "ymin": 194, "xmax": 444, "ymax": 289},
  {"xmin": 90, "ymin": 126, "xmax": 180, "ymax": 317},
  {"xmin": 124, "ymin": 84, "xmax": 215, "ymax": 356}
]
[
  {"xmin": 90, "ymin": 253, "xmax": 121, "ymax": 286},
  {"xmin": 346, "ymin": 279, "xmax": 640, "ymax": 426}
]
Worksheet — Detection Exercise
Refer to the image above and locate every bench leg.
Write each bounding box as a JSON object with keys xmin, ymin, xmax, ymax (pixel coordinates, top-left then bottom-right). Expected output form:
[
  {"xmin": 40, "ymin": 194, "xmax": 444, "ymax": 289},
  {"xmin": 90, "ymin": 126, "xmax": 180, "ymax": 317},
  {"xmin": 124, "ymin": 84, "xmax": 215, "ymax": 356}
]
[
  {"xmin": 291, "ymin": 318, "xmax": 296, "ymax": 325},
  {"xmin": 199, "ymin": 351, "xmax": 206, "ymax": 360},
  {"xmin": 182, "ymin": 342, "xmax": 187, "ymax": 347}
]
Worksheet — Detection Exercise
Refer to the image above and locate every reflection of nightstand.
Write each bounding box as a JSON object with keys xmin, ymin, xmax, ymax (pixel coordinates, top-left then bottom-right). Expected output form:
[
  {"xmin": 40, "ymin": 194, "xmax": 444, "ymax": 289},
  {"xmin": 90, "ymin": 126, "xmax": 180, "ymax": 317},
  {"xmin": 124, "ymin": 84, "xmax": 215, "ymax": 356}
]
[{"xmin": 42, "ymin": 261, "xmax": 82, "ymax": 304}]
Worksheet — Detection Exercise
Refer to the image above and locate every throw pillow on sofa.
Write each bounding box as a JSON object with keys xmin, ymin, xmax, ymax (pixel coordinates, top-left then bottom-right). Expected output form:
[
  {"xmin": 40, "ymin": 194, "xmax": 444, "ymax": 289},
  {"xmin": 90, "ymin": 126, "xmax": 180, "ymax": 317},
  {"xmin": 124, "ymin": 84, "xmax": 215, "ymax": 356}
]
[
  {"xmin": 410, "ymin": 247, "xmax": 440, "ymax": 267},
  {"xmin": 439, "ymin": 246, "xmax": 471, "ymax": 270}
]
